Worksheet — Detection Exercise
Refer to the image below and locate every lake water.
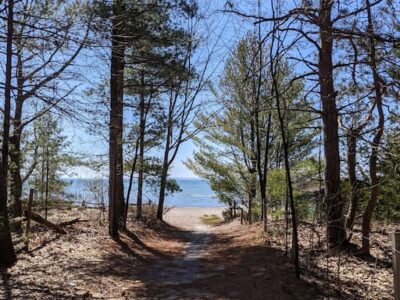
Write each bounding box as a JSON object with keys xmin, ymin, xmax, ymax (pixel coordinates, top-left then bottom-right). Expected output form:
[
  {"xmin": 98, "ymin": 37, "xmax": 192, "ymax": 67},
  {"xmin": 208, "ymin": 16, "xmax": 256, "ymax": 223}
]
[{"xmin": 63, "ymin": 178, "xmax": 224, "ymax": 208}]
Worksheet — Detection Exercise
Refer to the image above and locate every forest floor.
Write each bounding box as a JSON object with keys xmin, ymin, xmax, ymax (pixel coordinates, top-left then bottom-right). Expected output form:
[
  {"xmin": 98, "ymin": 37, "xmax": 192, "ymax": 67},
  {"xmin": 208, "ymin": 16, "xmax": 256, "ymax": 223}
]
[{"xmin": 0, "ymin": 206, "xmax": 395, "ymax": 299}]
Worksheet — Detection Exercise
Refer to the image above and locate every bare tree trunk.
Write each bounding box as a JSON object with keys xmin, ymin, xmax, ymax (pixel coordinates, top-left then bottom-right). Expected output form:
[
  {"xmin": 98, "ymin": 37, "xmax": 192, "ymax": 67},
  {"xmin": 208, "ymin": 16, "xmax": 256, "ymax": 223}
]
[
  {"xmin": 109, "ymin": 0, "xmax": 126, "ymax": 236},
  {"xmin": 136, "ymin": 75, "xmax": 146, "ymax": 221},
  {"xmin": 123, "ymin": 138, "xmax": 139, "ymax": 229},
  {"xmin": 157, "ymin": 113, "xmax": 171, "ymax": 221},
  {"xmin": 249, "ymin": 113, "xmax": 257, "ymax": 224},
  {"xmin": 10, "ymin": 49, "xmax": 24, "ymax": 218},
  {"xmin": 45, "ymin": 145, "xmax": 50, "ymax": 219},
  {"xmin": 361, "ymin": 0, "xmax": 384, "ymax": 254},
  {"xmin": 318, "ymin": 0, "xmax": 346, "ymax": 247},
  {"xmin": 253, "ymin": 9, "xmax": 271, "ymax": 230},
  {"xmin": 258, "ymin": 113, "xmax": 271, "ymax": 232},
  {"xmin": 157, "ymin": 92, "xmax": 173, "ymax": 221},
  {"xmin": 0, "ymin": 0, "xmax": 17, "ymax": 267},
  {"xmin": 269, "ymin": 5, "xmax": 300, "ymax": 276},
  {"xmin": 157, "ymin": 161, "xmax": 169, "ymax": 220},
  {"xmin": 346, "ymin": 131, "xmax": 359, "ymax": 230},
  {"xmin": 41, "ymin": 145, "xmax": 45, "ymax": 202}
]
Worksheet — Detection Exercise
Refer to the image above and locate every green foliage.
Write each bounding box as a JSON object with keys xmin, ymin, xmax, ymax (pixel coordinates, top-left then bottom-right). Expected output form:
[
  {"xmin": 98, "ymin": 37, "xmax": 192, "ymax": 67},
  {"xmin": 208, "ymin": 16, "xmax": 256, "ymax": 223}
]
[
  {"xmin": 186, "ymin": 34, "xmax": 317, "ymax": 216},
  {"xmin": 28, "ymin": 113, "xmax": 78, "ymax": 200},
  {"xmin": 375, "ymin": 132, "xmax": 400, "ymax": 221}
]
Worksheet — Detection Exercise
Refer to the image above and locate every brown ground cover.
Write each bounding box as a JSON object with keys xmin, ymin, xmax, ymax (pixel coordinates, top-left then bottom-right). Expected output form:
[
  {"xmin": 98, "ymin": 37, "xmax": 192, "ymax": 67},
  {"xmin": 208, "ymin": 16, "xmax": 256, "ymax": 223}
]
[{"xmin": 0, "ymin": 206, "xmax": 395, "ymax": 299}]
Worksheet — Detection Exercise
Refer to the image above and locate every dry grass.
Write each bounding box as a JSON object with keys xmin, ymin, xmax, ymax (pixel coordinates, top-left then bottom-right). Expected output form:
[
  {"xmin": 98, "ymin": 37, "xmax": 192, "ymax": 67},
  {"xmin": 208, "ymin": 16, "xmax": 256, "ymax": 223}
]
[{"xmin": 200, "ymin": 214, "xmax": 222, "ymax": 225}]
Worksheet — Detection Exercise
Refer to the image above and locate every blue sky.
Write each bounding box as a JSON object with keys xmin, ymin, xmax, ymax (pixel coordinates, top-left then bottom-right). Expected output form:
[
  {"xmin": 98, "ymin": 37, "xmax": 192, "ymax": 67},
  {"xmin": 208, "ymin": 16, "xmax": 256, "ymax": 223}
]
[{"xmin": 63, "ymin": 0, "xmax": 270, "ymax": 179}]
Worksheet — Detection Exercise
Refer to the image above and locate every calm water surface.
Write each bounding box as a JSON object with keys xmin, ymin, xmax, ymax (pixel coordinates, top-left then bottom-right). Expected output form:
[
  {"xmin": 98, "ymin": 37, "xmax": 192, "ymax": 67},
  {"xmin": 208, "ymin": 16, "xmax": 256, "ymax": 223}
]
[{"xmin": 63, "ymin": 178, "xmax": 223, "ymax": 208}]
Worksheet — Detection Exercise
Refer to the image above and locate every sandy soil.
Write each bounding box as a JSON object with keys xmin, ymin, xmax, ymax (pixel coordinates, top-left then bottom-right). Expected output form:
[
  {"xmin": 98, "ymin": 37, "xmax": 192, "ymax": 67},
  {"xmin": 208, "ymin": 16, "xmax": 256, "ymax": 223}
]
[
  {"xmin": 1, "ymin": 206, "xmax": 391, "ymax": 299},
  {"xmin": 164, "ymin": 207, "xmax": 225, "ymax": 230},
  {"xmin": 137, "ymin": 207, "xmax": 322, "ymax": 299}
]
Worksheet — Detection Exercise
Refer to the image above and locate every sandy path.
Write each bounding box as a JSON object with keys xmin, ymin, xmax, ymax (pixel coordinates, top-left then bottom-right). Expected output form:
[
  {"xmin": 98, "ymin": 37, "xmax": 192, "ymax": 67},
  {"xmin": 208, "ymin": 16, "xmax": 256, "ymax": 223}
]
[
  {"xmin": 164, "ymin": 207, "xmax": 225, "ymax": 230},
  {"xmin": 142, "ymin": 207, "xmax": 224, "ymax": 298}
]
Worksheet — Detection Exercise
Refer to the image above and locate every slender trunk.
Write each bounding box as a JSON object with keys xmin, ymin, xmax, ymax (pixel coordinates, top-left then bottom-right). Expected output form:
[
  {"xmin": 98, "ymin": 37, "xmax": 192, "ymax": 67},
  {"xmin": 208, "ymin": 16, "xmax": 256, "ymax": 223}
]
[
  {"xmin": 269, "ymin": 2, "xmax": 299, "ymax": 276},
  {"xmin": 41, "ymin": 145, "xmax": 45, "ymax": 202},
  {"xmin": 45, "ymin": 145, "xmax": 49, "ymax": 219},
  {"xmin": 109, "ymin": 0, "xmax": 126, "ymax": 236},
  {"xmin": 272, "ymin": 56, "xmax": 300, "ymax": 280},
  {"xmin": 249, "ymin": 117, "xmax": 257, "ymax": 224},
  {"xmin": 263, "ymin": 114, "xmax": 271, "ymax": 231},
  {"xmin": 157, "ymin": 92, "xmax": 173, "ymax": 221},
  {"xmin": 157, "ymin": 131, "xmax": 171, "ymax": 221},
  {"xmin": 319, "ymin": 0, "xmax": 346, "ymax": 247},
  {"xmin": 136, "ymin": 78, "xmax": 145, "ymax": 221},
  {"xmin": 123, "ymin": 139, "xmax": 139, "ymax": 229},
  {"xmin": 346, "ymin": 131, "xmax": 358, "ymax": 229},
  {"xmin": 157, "ymin": 162, "xmax": 169, "ymax": 220},
  {"xmin": 361, "ymin": 0, "xmax": 384, "ymax": 254},
  {"xmin": 0, "ymin": 0, "xmax": 17, "ymax": 267},
  {"xmin": 10, "ymin": 49, "xmax": 24, "ymax": 218}
]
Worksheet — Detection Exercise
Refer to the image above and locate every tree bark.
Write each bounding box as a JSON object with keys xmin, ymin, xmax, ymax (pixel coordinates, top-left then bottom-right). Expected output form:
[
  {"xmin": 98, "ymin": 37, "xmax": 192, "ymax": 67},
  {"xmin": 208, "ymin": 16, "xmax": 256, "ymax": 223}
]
[
  {"xmin": 269, "ymin": 11, "xmax": 300, "ymax": 277},
  {"xmin": 346, "ymin": 130, "xmax": 359, "ymax": 230},
  {"xmin": 157, "ymin": 92, "xmax": 174, "ymax": 221},
  {"xmin": 157, "ymin": 161, "xmax": 169, "ymax": 220},
  {"xmin": 10, "ymin": 48, "xmax": 24, "ymax": 218},
  {"xmin": 361, "ymin": 0, "xmax": 384, "ymax": 254},
  {"xmin": 0, "ymin": 0, "xmax": 17, "ymax": 267},
  {"xmin": 136, "ymin": 73, "xmax": 146, "ymax": 221},
  {"xmin": 318, "ymin": 0, "xmax": 346, "ymax": 247},
  {"xmin": 109, "ymin": 0, "xmax": 126, "ymax": 236},
  {"xmin": 123, "ymin": 137, "xmax": 139, "ymax": 229}
]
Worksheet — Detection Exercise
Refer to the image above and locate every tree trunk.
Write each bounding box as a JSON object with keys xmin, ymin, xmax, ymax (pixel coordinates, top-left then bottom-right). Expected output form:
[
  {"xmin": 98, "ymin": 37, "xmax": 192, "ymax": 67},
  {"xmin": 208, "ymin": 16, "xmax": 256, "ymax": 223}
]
[
  {"xmin": 0, "ymin": 0, "xmax": 17, "ymax": 267},
  {"xmin": 123, "ymin": 138, "xmax": 139, "ymax": 229},
  {"xmin": 346, "ymin": 131, "xmax": 359, "ymax": 229},
  {"xmin": 248, "ymin": 115, "xmax": 257, "ymax": 224},
  {"xmin": 136, "ymin": 83, "xmax": 145, "ymax": 221},
  {"xmin": 269, "ymin": 17, "xmax": 300, "ymax": 277},
  {"xmin": 10, "ymin": 49, "xmax": 24, "ymax": 218},
  {"xmin": 157, "ymin": 162, "xmax": 169, "ymax": 220},
  {"xmin": 257, "ymin": 113, "xmax": 271, "ymax": 232},
  {"xmin": 9, "ymin": 133, "xmax": 22, "ymax": 218},
  {"xmin": 318, "ymin": 0, "xmax": 346, "ymax": 247},
  {"xmin": 45, "ymin": 145, "xmax": 50, "ymax": 219},
  {"xmin": 157, "ymin": 93, "xmax": 173, "ymax": 221},
  {"xmin": 109, "ymin": 0, "xmax": 126, "ymax": 236},
  {"xmin": 361, "ymin": 0, "xmax": 384, "ymax": 254}
]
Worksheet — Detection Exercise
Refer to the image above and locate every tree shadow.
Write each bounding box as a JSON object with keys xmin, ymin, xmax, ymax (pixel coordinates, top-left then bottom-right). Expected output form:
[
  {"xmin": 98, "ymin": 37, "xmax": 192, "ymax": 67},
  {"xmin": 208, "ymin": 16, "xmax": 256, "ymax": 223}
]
[
  {"xmin": 344, "ymin": 242, "xmax": 392, "ymax": 268},
  {"xmin": 111, "ymin": 235, "xmax": 144, "ymax": 261},
  {"xmin": 0, "ymin": 269, "xmax": 12, "ymax": 300},
  {"xmin": 122, "ymin": 229, "xmax": 168, "ymax": 258},
  {"xmin": 3, "ymin": 219, "xmax": 373, "ymax": 299}
]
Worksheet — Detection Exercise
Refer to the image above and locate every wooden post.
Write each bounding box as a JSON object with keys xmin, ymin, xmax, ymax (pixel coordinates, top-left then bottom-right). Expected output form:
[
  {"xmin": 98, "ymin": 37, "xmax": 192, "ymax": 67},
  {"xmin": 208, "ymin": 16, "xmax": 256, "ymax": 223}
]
[
  {"xmin": 391, "ymin": 232, "xmax": 400, "ymax": 300},
  {"xmin": 24, "ymin": 189, "xmax": 35, "ymax": 251}
]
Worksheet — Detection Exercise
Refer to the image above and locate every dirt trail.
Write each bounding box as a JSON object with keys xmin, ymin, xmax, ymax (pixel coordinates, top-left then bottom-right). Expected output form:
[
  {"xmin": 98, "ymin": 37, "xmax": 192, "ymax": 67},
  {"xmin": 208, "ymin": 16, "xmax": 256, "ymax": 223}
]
[
  {"xmin": 138, "ymin": 207, "xmax": 322, "ymax": 299},
  {"xmin": 141, "ymin": 208, "xmax": 223, "ymax": 299},
  {"xmin": 1, "ymin": 207, "xmax": 324, "ymax": 299}
]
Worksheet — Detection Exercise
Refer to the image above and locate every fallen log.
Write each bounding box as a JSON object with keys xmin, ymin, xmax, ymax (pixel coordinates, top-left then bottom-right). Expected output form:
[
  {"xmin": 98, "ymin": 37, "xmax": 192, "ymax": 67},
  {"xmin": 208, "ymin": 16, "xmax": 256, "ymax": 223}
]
[
  {"xmin": 24, "ymin": 210, "xmax": 66, "ymax": 234},
  {"xmin": 58, "ymin": 218, "xmax": 89, "ymax": 227},
  {"xmin": 58, "ymin": 218, "xmax": 80, "ymax": 227}
]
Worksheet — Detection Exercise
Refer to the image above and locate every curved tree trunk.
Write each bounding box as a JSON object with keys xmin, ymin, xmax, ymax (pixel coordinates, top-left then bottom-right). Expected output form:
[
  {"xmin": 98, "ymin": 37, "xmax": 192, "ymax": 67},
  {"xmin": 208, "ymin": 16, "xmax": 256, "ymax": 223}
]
[{"xmin": 361, "ymin": 0, "xmax": 384, "ymax": 254}]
